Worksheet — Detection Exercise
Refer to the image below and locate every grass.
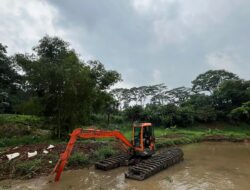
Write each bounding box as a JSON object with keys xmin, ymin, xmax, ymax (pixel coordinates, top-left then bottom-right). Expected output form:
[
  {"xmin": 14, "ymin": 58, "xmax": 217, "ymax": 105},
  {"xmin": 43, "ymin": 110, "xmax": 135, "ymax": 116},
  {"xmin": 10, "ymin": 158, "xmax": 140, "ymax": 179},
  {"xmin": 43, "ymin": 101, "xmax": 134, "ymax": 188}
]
[
  {"xmin": 0, "ymin": 135, "xmax": 61, "ymax": 147},
  {"xmin": 92, "ymin": 146, "xmax": 117, "ymax": 161},
  {"xmin": 15, "ymin": 159, "xmax": 42, "ymax": 178},
  {"xmin": 68, "ymin": 153, "xmax": 89, "ymax": 167},
  {"xmin": 0, "ymin": 114, "xmax": 43, "ymax": 126}
]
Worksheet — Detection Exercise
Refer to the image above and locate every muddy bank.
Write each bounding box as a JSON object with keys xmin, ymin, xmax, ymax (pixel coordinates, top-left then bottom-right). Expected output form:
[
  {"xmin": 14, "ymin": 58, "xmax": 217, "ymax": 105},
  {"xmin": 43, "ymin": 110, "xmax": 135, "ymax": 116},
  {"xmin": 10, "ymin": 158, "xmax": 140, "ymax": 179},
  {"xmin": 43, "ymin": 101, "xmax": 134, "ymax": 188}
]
[
  {"xmin": 203, "ymin": 135, "xmax": 250, "ymax": 142},
  {"xmin": 156, "ymin": 134, "xmax": 250, "ymax": 149},
  {"xmin": 0, "ymin": 141, "xmax": 117, "ymax": 180}
]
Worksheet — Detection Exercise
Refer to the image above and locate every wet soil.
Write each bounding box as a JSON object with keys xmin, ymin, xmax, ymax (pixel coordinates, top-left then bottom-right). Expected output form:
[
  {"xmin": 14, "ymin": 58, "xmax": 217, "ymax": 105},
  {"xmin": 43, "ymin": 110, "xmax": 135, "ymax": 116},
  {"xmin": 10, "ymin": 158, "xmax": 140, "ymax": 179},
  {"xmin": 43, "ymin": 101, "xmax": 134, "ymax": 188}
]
[{"xmin": 0, "ymin": 141, "xmax": 110, "ymax": 180}]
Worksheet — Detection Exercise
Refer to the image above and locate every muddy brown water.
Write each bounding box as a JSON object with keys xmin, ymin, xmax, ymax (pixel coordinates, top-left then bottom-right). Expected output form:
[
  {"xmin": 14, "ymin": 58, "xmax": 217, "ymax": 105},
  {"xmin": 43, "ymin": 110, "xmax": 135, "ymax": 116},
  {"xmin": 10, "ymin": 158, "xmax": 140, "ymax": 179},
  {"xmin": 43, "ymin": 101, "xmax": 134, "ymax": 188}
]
[{"xmin": 1, "ymin": 142, "xmax": 250, "ymax": 190}]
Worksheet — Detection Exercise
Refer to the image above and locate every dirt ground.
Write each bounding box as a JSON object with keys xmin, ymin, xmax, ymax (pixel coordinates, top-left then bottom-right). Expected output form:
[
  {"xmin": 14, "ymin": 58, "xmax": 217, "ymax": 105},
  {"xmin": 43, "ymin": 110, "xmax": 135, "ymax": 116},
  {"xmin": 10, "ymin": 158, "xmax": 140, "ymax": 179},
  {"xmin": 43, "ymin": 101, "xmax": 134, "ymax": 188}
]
[{"xmin": 0, "ymin": 141, "xmax": 110, "ymax": 180}]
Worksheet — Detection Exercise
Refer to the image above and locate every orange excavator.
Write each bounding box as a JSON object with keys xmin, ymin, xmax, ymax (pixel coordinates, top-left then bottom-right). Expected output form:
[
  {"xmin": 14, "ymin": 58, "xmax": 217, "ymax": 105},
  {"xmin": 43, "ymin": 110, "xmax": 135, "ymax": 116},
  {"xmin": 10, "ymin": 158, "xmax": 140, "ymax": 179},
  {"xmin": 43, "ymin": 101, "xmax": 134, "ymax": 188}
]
[{"xmin": 53, "ymin": 123, "xmax": 183, "ymax": 181}]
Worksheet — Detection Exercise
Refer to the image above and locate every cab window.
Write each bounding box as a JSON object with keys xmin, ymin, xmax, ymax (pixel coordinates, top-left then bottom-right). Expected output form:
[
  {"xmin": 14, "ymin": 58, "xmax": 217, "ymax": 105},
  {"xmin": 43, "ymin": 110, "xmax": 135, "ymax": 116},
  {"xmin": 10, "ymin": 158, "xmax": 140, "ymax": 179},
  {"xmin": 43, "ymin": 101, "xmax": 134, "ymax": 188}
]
[{"xmin": 134, "ymin": 127, "xmax": 141, "ymax": 147}]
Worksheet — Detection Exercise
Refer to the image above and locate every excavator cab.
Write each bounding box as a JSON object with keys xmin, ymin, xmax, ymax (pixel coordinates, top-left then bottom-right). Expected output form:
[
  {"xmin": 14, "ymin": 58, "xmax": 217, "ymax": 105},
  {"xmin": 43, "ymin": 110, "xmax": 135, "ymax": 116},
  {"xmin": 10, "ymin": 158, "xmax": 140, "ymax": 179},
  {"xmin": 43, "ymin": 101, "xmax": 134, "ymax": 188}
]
[{"xmin": 132, "ymin": 123, "xmax": 155, "ymax": 157}]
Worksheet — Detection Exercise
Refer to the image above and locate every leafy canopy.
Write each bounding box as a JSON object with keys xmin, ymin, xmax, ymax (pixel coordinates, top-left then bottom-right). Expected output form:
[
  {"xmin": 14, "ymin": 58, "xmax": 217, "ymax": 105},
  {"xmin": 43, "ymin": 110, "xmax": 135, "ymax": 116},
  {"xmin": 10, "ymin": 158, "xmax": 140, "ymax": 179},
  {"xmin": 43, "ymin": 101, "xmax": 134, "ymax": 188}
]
[{"xmin": 192, "ymin": 70, "xmax": 239, "ymax": 93}]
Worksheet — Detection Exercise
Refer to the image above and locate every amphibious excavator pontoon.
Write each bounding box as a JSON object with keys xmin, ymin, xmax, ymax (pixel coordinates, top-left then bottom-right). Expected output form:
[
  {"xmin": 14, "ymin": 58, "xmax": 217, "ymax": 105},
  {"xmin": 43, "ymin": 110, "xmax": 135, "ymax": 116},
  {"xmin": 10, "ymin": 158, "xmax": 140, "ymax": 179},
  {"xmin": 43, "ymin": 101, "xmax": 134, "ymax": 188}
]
[{"xmin": 52, "ymin": 123, "xmax": 183, "ymax": 182}]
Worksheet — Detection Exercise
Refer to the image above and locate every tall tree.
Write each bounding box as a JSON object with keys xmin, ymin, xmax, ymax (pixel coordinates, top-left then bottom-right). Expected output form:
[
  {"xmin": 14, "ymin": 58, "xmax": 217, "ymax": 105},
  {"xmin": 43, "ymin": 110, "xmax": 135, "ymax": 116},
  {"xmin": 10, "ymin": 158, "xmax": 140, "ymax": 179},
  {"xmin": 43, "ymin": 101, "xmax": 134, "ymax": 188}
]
[
  {"xmin": 110, "ymin": 88, "xmax": 125, "ymax": 110},
  {"xmin": 213, "ymin": 79, "xmax": 250, "ymax": 112},
  {"xmin": 192, "ymin": 70, "xmax": 239, "ymax": 93},
  {"xmin": 87, "ymin": 60, "xmax": 121, "ymax": 90},
  {"xmin": 150, "ymin": 84, "xmax": 168, "ymax": 105},
  {"xmin": 167, "ymin": 87, "xmax": 192, "ymax": 105},
  {"xmin": 0, "ymin": 43, "xmax": 22, "ymax": 113},
  {"xmin": 16, "ymin": 36, "xmax": 121, "ymax": 138}
]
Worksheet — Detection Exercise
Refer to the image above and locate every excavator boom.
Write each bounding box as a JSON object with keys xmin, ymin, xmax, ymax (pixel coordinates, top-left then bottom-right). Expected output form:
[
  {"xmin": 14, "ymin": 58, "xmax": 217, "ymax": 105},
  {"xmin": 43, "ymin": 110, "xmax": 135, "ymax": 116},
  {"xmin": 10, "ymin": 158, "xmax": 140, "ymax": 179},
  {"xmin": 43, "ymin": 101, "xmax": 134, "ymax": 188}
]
[{"xmin": 53, "ymin": 128, "xmax": 133, "ymax": 181}]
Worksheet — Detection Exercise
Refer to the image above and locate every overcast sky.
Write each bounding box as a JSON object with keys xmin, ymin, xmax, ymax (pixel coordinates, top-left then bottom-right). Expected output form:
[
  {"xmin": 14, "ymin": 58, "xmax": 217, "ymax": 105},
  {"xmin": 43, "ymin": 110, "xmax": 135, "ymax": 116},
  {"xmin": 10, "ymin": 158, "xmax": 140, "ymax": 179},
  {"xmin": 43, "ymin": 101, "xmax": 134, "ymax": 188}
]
[{"xmin": 1, "ymin": 0, "xmax": 250, "ymax": 88}]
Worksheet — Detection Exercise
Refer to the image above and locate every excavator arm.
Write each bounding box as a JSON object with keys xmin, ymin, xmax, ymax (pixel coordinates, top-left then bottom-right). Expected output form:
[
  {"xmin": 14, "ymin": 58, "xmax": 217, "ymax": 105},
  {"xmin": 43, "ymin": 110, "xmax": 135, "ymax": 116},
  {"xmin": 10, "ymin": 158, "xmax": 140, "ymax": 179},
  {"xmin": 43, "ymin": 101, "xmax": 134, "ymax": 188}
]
[{"xmin": 52, "ymin": 128, "xmax": 133, "ymax": 181}]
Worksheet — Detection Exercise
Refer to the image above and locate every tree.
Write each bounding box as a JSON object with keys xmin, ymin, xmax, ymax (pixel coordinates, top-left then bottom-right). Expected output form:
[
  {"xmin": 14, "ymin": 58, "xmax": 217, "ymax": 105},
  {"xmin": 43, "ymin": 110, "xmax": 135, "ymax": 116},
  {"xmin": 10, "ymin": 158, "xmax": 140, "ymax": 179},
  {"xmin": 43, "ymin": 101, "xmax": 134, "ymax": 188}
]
[
  {"xmin": 0, "ymin": 92, "xmax": 9, "ymax": 113},
  {"xmin": 0, "ymin": 43, "xmax": 23, "ymax": 113},
  {"xmin": 229, "ymin": 101, "xmax": 250, "ymax": 123},
  {"xmin": 110, "ymin": 88, "xmax": 124, "ymax": 110},
  {"xmin": 124, "ymin": 105, "xmax": 144, "ymax": 123},
  {"xmin": 167, "ymin": 87, "xmax": 192, "ymax": 105},
  {"xmin": 16, "ymin": 36, "xmax": 121, "ymax": 138},
  {"xmin": 182, "ymin": 94, "xmax": 217, "ymax": 122},
  {"xmin": 150, "ymin": 84, "xmax": 168, "ymax": 105},
  {"xmin": 121, "ymin": 88, "xmax": 133, "ymax": 109},
  {"xmin": 192, "ymin": 70, "xmax": 239, "ymax": 93},
  {"xmin": 129, "ymin": 87, "xmax": 140, "ymax": 105},
  {"xmin": 213, "ymin": 79, "xmax": 250, "ymax": 113},
  {"xmin": 159, "ymin": 104, "xmax": 180, "ymax": 127},
  {"xmin": 87, "ymin": 60, "xmax": 121, "ymax": 90}
]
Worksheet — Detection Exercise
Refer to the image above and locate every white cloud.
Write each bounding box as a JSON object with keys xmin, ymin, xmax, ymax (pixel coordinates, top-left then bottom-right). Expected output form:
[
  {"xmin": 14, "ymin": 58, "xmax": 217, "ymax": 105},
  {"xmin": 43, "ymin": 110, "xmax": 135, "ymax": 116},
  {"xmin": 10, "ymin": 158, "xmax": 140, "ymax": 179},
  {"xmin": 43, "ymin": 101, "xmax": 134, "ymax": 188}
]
[
  {"xmin": 0, "ymin": 0, "xmax": 64, "ymax": 54},
  {"xmin": 152, "ymin": 69, "xmax": 162, "ymax": 83},
  {"xmin": 113, "ymin": 81, "xmax": 135, "ymax": 89},
  {"xmin": 0, "ymin": 0, "xmax": 92, "ymax": 59},
  {"xmin": 132, "ymin": 0, "xmax": 245, "ymax": 45},
  {"xmin": 206, "ymin": 49, "xmax": 242, "ymax": 74}
]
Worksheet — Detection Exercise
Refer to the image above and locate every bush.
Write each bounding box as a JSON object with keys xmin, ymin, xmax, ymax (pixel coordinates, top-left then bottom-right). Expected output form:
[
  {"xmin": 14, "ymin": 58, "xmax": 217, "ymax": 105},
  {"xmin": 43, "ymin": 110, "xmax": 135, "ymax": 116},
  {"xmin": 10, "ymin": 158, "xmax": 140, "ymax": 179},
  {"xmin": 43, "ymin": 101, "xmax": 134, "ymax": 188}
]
[
  {"xmin": 124, "ymin": 105, "xmax": 144, "ymax": 123},
  {"xmin": 0, "ymin": 114, "xmax": 42, "ymax": 126},
  {"xmin": 177, "ymin": 107, "xmax": 194, "ymax": 127},
  {"xmin": 15, "ymin": 159, "xmax": 42, "ymax": 176},
  {"xmin": 15, "ymin": 97, "xmax": 43, "ymax": 115},
  {"xmin": 68, "ymin": 153, "xmax": 89, "ymax": 166},
  {"xmin": 93, "ymin": 146, "xmax": 117, "ymax": 161},
  {"xmin": 0, "ymin": 135, "xmax": 49, "ymax": 147},
  {"xmin": 229, "ymin": 101, "xmax": 250, "ymax": 123},
  {"xmin": 0, "ymin": 124, "xmax": 32, "ymax": 138},
  {"xmin": 111, "ymin": 115, "xmax": 124, "ymax": 124}
]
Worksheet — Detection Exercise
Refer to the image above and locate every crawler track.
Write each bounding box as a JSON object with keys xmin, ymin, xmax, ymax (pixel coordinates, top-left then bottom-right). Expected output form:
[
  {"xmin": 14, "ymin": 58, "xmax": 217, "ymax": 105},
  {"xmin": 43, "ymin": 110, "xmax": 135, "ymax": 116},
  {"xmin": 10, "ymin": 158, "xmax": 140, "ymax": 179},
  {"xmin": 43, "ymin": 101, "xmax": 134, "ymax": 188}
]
[
  {"xmin": 125, "ymin": 147, "xmax": 184, "ymax": 180},
  {"xmin": 95, "ymin": 153, "xmax": 130, "ymax": 170}
]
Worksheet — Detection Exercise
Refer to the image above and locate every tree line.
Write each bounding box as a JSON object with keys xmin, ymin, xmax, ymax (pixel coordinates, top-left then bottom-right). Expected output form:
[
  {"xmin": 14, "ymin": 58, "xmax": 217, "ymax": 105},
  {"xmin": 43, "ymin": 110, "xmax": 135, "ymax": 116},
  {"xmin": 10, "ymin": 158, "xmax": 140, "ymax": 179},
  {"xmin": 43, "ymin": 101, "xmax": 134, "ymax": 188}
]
[
  {"xmin": 1, "ymin": 36, "xmax": 250, "ymax": 138},
  {"xmin": 112, "ymin": 70, "xmax": 250, "ymax": 126}
]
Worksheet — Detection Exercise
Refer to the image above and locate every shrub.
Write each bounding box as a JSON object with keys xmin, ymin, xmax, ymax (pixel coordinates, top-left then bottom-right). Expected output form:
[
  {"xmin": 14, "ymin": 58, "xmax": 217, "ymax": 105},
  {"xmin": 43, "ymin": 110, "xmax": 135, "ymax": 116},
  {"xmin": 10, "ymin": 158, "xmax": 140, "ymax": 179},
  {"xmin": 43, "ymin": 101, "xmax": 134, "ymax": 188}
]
[
  {"xmin": 0, "ymin": 114, "xmax": 42, "ymax": 126},
  {"xmin": 0, "ymin": 135, "xmax": 49, "ymax": 147},
  {"xmin": 15, "ymin": 97, "xmax": 43, "ymax": 115},
  {"xmin": 68, "ymin": 153, "xmax": 89, "ymax": 166},
  {"xmin": 92, "ymin": 146, "xmax": 116, "ymax": 161},
  {"xmin": 15, "ymin": 159, "xmax": 42, "ymax": 176},
  {"xmin": 229, "ymin": 101, "xmax": 250, "ymax": 123},
  {"xmin": 111, "ymin": 115, "xmax": 124, "ymax": 124}
]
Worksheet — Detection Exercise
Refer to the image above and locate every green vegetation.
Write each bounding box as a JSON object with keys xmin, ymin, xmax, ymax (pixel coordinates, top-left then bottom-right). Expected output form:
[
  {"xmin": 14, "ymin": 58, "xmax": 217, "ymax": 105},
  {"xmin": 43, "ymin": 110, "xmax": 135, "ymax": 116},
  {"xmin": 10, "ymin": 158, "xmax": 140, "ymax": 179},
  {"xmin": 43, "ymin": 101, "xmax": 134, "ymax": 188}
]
[
  {"xmin": 119, "ymin": 123, "xmax": 250, "ymax": 149},
  {"xmin": 229, "ymin": 101, "xmax": 250, "ymax": 123},
  {"xmin": 0, "ymin": 143, "xmax": 119, "ymax": 180},
  {"xmin": 0, "ymin": 135, "xmax": 57, "ymax": 147},
  {"xmin": 15, "ymin": 159, "xmax": 42, "ymax": 176},
  {"xmin": 68, "ymin": 153, "xmax": 89, "ymax": 167},
  {"xmin": 0, "ymin": 114, "xmax": 42, "ymax": 126},
  {"xmin": 92, "ymin": 146, "xmax": 117, "ymax": 161}
]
